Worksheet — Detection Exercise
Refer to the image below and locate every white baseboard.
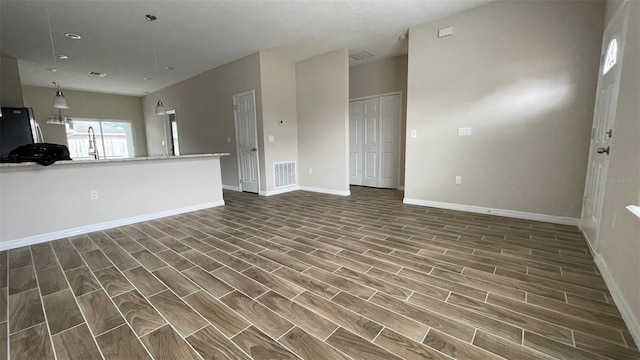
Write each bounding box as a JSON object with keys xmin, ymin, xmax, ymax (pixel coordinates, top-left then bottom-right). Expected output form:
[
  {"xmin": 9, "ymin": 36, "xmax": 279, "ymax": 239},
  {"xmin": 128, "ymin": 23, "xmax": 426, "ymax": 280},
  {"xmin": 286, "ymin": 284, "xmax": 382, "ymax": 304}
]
[
  {"xmin": 222, "ymin": 184, "xmax": 240, "ymax": 191},
  {"xmin": 299, "ymin": 186, "xmax": 351, "ymax": 196},
  {"xmin": 402, "ymin": 198, "xmax": 580, "ymax": 226},
  {"xmin": 0, "ymin": 200, "xmax": 225, "ymax": 251},
  {"xmin": 593, "ymin": 252, "xmax": 640, "ymax": 349},
  {"xmin": 259, "ymin": 186, "xmax": 300, "ymax": 196}
]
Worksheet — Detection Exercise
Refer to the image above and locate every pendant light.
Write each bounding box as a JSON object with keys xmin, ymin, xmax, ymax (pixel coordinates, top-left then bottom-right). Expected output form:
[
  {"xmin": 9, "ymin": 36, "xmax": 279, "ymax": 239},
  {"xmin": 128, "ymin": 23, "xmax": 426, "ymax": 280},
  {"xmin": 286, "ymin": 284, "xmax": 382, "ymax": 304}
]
[
  {"xmin": 155, "ymin": 99, "xmax": 166, "ymax": 116},
  {"xmin": 47, "ymin": 9, "xmax": 70, "ymax": 109},
  {"xmin": 147, "ymin": 14, "xmax": 166, "ymax": 115},
  {"xmin": 52, "ymin": 82, "xmax": 69, "ymax": 109}
]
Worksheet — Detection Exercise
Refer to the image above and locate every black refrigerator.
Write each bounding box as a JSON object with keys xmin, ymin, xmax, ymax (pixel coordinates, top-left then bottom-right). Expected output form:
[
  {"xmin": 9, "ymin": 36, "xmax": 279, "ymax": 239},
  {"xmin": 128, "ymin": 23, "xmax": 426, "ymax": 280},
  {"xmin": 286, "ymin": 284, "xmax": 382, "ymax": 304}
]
[{"xmin": 0, "ymin": 107, "xmax": 42, "ymax": 159}]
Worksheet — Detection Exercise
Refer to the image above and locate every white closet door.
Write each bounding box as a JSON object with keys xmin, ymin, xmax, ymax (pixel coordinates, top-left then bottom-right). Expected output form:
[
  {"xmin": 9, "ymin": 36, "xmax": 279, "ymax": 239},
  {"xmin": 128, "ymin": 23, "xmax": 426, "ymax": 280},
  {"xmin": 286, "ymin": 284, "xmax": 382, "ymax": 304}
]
[
  {"xmin": 378, "ymin": 95, "xmax": 400, "ymax": 189},
  {"xmin": 349, "ymin": 101, "xmax": 363, "ymax": 185},
  {"xmin": 349, "ymin": 94, "xmax": 400, "ymax": 189},
  {"xmin": 361, "ymin": 98, "xmax": 380, "ymax": 187}
]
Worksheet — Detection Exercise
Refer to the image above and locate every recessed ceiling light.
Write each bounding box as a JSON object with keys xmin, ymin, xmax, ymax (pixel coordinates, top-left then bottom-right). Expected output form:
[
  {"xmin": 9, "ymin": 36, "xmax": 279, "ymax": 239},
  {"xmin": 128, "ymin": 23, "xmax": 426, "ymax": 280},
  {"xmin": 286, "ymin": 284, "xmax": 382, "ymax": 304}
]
[
  {"xmin": 47, "ymin": 68, "xmax": 58, "ymax": 72},
  {"xmin": 164, "ymin": 66, "xmax": 174, "ymax": 71},
  {"xmin": 143, "ymin": 77, "xmax": 152, "ymax": 81},
  {"xmin": 57, "ymin": 54, "xmax": 68, "ymax": 60},
  {"xmin": 65, "ymin": 33, "xmax": 81, "ymax": 40},
  {"xmin": 88, "ymin": 71, "xmax": 107, "ymax": 78}
]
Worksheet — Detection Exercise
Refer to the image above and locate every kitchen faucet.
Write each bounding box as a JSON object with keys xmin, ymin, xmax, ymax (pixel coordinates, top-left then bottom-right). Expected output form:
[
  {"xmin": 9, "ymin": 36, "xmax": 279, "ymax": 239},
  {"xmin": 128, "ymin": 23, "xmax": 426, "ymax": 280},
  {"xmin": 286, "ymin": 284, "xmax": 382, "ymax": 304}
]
[{"xmin": 88, "ymin": 126, "xmax": 99, "ymax": 159}]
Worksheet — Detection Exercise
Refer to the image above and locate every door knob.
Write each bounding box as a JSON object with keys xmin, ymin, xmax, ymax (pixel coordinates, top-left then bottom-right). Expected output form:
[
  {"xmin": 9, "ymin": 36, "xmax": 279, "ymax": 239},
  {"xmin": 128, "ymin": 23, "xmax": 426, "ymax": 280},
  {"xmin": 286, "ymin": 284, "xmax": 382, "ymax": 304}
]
[
  {"xmin": 606, "ymin": 129, "xmax": 613, "ymax": 138},
  {"xmin": 250, "ymin": 148, "xmax": 257, "ymax": 152},
  {"xmin": 597, "ymin": 146, "xmax": 610, "ymax": 155}
]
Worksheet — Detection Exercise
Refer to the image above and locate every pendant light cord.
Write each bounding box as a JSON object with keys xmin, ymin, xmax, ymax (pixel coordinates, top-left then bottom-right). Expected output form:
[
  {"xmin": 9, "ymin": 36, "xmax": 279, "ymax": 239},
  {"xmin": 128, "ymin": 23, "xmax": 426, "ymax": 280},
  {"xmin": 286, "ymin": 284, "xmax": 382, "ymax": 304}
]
[
  {"xmin": 153, "ymin": 42, "xmax": 162, "ymax": 100},
  {"xmin": 153, "ymin": 43, "xmax": 159, "ymax": 79},
  {"xmin": 46, "ymin": 9, "xmax": 61, "ymax": 90},
  {"xmin": 150, "ymin": 17, "xmax": 162, "ymax": 101},
  {"xmin": 147, "ymin": 14, "xmax": 165, "ymax": 118}
]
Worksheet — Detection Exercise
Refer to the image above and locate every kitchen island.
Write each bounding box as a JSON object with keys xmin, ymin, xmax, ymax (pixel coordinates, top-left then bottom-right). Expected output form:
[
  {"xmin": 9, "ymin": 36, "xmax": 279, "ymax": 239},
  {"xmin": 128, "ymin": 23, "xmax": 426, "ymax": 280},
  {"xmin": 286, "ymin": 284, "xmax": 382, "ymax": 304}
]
[{"xmin": 0, "ymin": 153, "xmax": 229, "ymax": 249}]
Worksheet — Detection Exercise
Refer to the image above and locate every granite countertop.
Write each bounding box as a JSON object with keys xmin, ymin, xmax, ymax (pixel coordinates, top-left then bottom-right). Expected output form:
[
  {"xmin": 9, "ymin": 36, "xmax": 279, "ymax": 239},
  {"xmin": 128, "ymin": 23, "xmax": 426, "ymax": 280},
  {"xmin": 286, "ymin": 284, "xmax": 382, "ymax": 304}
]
[{"xmin": 0, "ymin": 153, "xmax": 230, "ymax": 168}]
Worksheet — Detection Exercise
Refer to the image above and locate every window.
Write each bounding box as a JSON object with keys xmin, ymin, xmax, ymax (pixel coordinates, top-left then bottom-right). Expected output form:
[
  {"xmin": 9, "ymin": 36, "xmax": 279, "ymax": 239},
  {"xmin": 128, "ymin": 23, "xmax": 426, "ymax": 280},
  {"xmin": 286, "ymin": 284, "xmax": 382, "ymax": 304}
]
[
  {"xmin": 66, "ymin": 119, "xmax": 135, "ymax": 160},
  {"xmin": 602, "ymin": 38, "xmax": 617, "ymax": 75}
]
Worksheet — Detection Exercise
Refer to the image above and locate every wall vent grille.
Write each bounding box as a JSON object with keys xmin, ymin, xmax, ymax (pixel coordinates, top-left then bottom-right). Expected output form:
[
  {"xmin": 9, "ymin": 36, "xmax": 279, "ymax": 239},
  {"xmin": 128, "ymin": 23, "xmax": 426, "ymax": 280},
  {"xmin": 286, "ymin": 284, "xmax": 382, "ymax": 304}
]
[{"xmin": 273, "ymin": 161, "xmax": 297, "ymax": 189}]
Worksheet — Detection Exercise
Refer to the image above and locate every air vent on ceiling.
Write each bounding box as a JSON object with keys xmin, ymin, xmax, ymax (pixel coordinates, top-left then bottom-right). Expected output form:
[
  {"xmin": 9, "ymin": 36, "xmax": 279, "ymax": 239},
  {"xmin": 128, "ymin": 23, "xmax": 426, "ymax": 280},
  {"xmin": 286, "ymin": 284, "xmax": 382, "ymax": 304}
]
[{"xmin": 349, "ymin": 50, "xmax": 374, "ymax": 61}]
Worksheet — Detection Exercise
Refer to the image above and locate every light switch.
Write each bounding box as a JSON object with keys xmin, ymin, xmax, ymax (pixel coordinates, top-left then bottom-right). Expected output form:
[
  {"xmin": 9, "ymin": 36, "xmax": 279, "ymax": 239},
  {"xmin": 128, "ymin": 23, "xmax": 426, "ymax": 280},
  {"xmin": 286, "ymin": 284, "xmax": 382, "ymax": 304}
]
[
  {"xmin": 458, "ymin": 127, "xmax": 472, "ymax": 136},
  {"xmin": 410, "ymin": 129, "xmax": 417, "ymax": 138},
  {"xmin": 438, "ymin": 26, "xmax": 454, "ymax": 38},
  {"xmin": 268, "ymin": 135, "xmax": 275, "ymax": 143}
]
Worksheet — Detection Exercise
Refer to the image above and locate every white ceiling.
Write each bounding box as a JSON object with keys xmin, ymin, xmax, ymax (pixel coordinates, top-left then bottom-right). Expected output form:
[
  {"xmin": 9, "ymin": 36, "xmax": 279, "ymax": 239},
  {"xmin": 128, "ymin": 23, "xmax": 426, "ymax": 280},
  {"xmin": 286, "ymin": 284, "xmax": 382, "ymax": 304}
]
[{"xmin": 1, "ymin": 0, "xmax": 491, "ymax": 97}]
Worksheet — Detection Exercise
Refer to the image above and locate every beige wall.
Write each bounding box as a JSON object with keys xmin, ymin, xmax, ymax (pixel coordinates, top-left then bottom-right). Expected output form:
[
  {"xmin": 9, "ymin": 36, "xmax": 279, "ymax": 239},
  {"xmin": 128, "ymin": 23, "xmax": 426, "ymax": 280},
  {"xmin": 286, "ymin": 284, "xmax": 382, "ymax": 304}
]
[
  {"xmin": 143, "ymin": 53, "xmax": 262, "ymax": 189},
  {"xmin": 296, "ymin": 49, "xmax": 350, "ymax": 194},
  {"xmin": 596, "ymin": 0, "xmax": 640, "ymax": 347},
  {"xmin": 0, "ymin": 53, "xmax": 24, "ymax": 107},
  {"xmin": 350, "ymin": 55, "xmax": 408, "ymax": 187},
  {"xmin": 0, "ymin": 156, "xmax": 223, "ymax": 244},
  {"xmin": 22, "ymin": 86, "xmax": 147, "ymax": 156},
  {"xmin": 405, "ymin": 1, "xmax": 604, "ymax": 218},
  {"xmin": 259, "ymin": 51, "xmax": 299, "ymax": 193}
]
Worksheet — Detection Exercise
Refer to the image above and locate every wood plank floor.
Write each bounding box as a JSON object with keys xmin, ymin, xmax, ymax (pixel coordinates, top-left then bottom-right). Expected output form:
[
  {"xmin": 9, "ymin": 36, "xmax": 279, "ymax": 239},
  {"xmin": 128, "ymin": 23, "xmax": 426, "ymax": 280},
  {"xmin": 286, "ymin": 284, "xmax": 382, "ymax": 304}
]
[{"xmin": 2, "ymin": 186, "xmax": 638, "ymax": 359}]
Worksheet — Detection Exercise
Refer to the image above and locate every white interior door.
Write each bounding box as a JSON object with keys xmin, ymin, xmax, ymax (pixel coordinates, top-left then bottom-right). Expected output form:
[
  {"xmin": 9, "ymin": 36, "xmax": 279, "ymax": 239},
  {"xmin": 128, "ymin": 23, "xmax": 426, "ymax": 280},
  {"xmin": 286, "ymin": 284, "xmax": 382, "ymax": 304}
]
[
  {"xmin": 349, "ymin": 102, "xmax": 364, "ymax": 185},
  {"xmin": 378, "ymin": 95, "xmax": 400, "ymax": 189},
  {"xmin": 581, "ymin": 3, "xmax": 629, "ymax": 251},
  {"xmin": 234, "ymin": 91, "xmax": 260, "ymax": 193},
  {"xmin": 362, "ymin": 98, "xmax": 379, "ymax": 187}
]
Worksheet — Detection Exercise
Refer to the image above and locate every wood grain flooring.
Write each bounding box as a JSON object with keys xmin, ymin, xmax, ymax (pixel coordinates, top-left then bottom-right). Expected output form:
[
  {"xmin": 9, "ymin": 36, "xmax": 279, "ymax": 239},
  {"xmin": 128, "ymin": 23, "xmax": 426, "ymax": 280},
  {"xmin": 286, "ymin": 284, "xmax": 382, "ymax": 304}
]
[{"xmin": 1, "ymin": 186, "xmax": 638, "ymax": 359}]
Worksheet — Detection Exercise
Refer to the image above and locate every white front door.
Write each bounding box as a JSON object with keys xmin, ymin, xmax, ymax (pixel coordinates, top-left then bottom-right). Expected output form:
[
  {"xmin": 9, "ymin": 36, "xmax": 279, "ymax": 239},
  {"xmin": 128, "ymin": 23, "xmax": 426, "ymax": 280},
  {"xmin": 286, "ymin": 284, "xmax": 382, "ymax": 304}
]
[
  {"xmin": 349, "ymin": 101, "xmax": 364, "ymax": 185},
  {"xmin": 581, "ymin": 3, "xmax": 629, "ymax": 251},
  {"xmin": 233, "ymin": 91, "xmax": 260, "ymax": 193}
]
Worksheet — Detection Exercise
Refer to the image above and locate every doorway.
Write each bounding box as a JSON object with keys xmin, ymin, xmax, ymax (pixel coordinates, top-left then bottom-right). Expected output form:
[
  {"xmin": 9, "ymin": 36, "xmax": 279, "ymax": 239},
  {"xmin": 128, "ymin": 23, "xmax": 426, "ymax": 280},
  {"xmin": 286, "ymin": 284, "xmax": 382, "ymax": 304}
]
[
  {"xmin": 233, "ymin": 90, "xmax": 260, "ymax": 193},
  {"xmin": 166, "ymin": 109, "xmax": 180, "ymax": 156},
  {"xmin": 581, "ymin": 3, "xmax": 629, "ymax": 251},
  {"xmin": 349, "ymin": 93, "xmax": 401, "ymax": 189}
]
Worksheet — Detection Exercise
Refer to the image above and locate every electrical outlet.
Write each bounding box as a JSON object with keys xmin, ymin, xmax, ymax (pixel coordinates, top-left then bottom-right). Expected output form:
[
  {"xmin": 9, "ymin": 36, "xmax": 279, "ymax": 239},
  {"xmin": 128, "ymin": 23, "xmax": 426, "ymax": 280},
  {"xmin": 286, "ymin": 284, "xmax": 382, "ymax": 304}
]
[
  {"xmin": 268, "ymin": 135, "xmax": 275, "ymax": 143},
  {"xmin": 90, "ymin": 189, "xmax": 99, "ymax": 200},
  {"xmin": 410, "ymin": 129, "xmax": 417, "ymax": 138},
  {"xmin": 458, "ymin": 127, "xmax": 472, "ymax": 136},
  {"xmin": 455, "ymin": 176, "xmax": 462, "ymax": 185},
  {"xmin": 309, "ymin": 168, "xmax": 313, "ymax": 174}
]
